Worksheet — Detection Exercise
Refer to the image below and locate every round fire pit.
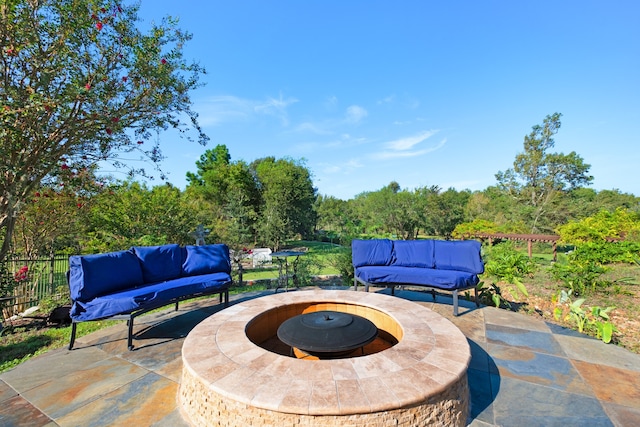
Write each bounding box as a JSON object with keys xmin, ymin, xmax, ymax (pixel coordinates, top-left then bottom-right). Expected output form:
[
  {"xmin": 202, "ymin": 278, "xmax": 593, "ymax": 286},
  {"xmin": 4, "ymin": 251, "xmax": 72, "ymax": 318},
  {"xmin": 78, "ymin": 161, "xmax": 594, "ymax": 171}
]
[
  {"xmin": 179, "ymin": 290, "xmax": 470, "ymax": 427},
  {"xmin": 277, "ymin": 310, "xmax": 377, "ymax": 358}
]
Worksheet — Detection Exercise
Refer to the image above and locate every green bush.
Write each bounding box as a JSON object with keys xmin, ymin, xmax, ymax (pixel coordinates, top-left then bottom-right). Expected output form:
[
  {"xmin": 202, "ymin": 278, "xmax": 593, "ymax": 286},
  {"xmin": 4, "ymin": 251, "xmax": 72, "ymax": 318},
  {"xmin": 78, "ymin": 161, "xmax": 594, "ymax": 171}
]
[
  {"xmin": 556, "ymin": 207, "xmax": 640, "ymax": 245},
  {"xmin": 551, "ymin": 240, "xmax": 640, "ymax": 297},
  {"xmin": 566, "ymin": 241, "xmax": 640, "ymax": 265},
  {"xmin": 484, "ymin": 243, "xmax": 534, "ymax": 281},
  {"xmin": 482, "ymin": 242, "xmax": 533, "ymax": 300},
  {"xmin": 551, "ymin": 250, "xmax": 609, "ymax": 296},
  {"xmin": 451, "ymin": 219, "xmax": 500, "ymax": 239}
]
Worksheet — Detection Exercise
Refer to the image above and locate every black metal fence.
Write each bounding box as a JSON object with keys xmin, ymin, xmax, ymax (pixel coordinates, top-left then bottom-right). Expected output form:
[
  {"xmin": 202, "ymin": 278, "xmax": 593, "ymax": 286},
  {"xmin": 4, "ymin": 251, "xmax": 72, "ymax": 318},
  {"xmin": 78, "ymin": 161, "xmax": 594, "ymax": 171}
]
[{"xmin": 2, "ymin": 254, "xmax": 70, "ymax": 316}]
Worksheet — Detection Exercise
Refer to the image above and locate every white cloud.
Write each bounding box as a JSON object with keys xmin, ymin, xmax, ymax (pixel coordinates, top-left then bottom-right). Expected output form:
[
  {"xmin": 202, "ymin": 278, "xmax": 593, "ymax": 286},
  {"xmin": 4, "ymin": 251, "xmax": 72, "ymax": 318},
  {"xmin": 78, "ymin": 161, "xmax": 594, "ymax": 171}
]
[
  {"xmin": 254, "ymin": 94, "xmax": 298, "ymax": 126},
  {"xmin": 195, "ymin": 93, "xmax": 297, "ymax": 127},
  {"xmin": 384, "ymin": 130, "xmax": 438, "ymax": 151},
  {"xmin": 325, "ymin": 95, "xmax": 339, "ymax": 110},
  {"xmin": 345, "ymin": 105, "xmax": 368, "ymax": 124},
  {"xmin": 195, "ymin": 95, "xmax": 255, "ymax": 126},
  {"xmin": 377, "ymin": 94, "xmax": 395, "ymax": 105},
  {"xmin": 372, "ymin": 132, "xmax": 445, "ymax": 160}
]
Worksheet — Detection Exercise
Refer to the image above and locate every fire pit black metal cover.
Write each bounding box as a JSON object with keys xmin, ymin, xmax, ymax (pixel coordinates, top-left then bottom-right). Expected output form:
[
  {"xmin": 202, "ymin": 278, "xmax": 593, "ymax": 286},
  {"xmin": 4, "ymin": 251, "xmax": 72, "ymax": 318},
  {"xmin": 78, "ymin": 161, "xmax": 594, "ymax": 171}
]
[{"xmin": 277, "ymin": 310, "xmax": 377, "ymax": 357}]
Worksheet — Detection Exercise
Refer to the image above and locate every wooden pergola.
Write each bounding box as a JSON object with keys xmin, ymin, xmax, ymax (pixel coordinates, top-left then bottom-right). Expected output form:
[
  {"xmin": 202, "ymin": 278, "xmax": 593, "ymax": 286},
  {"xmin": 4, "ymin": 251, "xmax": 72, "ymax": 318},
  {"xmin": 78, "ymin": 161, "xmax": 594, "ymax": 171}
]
[{"xmin": 470, "ymin": 233, "xmax": 560, "ymax": 261}]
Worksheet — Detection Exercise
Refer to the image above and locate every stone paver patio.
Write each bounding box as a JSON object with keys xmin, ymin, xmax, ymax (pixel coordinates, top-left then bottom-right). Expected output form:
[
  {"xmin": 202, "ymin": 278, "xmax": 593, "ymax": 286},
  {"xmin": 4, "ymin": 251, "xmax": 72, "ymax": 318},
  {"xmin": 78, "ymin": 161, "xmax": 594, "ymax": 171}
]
[{"xmin": 1, "ymin": 286, "xmax": 639, "ymax": 426}]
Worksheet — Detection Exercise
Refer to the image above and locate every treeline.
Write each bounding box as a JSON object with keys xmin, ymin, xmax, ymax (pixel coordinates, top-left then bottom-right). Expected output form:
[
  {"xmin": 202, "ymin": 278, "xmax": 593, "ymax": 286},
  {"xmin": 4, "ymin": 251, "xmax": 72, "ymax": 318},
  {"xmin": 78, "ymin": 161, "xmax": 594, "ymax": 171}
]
[
  {"xmin": 315, "ymin": 184, "xmax": 640, "ymax": 243},
  {"xmin": 12, "ymin": 145, "xmax": 317, "ymax": 257},
  {"xmin": 10, "ymin": 142, "xmax": 639, "ymax": 262}
]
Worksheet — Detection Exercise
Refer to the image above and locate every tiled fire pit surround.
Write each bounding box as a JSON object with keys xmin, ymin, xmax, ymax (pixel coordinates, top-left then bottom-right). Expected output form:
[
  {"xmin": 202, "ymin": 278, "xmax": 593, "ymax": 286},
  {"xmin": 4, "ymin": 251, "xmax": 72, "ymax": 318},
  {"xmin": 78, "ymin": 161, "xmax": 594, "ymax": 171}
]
[{"xmin": 179, "ymin": 290, "xmax": 470, "ymax": 427}]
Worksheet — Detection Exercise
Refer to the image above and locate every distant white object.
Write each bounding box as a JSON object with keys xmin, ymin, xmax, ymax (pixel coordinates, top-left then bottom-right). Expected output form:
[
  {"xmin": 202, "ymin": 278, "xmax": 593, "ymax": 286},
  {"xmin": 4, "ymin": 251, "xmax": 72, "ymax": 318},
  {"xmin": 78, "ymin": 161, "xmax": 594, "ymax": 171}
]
[
  {"xmin": 251, "ymin": 248, "xmax": 272, "ymax": 267},
  {"xmin": 9, "ymin": 306, "xmax": 40, "ymax": 320},
  {"xmin": 22, "ymin": 306, "xmax": 40, "ymax": 316}
]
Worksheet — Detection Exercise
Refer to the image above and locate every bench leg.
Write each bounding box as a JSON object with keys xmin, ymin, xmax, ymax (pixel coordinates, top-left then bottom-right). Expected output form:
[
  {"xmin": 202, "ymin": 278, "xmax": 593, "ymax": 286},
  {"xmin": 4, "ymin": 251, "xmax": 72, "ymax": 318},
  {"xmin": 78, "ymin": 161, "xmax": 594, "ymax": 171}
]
[
  {"xmin": 69, "ymin": 322, "xmax": 77, "ymax": 350},
  {"xmin": 127, "ymin": 317, "xmax": 135, "ymax": 351},
  {"xmin": 453, "ymin": 290, "xmax": 459, "ymax": 316}
]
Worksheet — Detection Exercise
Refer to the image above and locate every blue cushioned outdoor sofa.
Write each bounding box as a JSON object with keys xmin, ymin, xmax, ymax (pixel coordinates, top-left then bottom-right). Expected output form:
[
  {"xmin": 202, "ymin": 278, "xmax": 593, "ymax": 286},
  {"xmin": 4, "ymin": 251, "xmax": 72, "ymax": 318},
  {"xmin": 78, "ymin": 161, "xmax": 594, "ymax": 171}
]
[
  {"xmin": 352, "ymin": 239, "xmax": 484, "ymax": 315},
  {"xmin": 68, "ymin": 243, "xmax": 232, "ymax": 350}
]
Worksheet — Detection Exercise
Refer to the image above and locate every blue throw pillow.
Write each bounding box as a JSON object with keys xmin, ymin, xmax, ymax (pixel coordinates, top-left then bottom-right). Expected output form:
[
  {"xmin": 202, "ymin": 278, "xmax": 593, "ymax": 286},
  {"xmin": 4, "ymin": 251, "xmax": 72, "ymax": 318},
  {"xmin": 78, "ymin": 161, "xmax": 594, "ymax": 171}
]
[
  {"xmin": 69, "ymin": 250, "xmax": 144, "ymax": 302},
  {"xmin": 352, "ymin": 239, "xmax": 394, "ymax": 267},
  {"xmin": 392, "ymin": 240, "xmax": 435, "ymax": 268},
  {"xmin": 182, "ymin": 244, "xmax": 231, "ymax": 276},
  {"xmin": 133, "ymin": 244, "xmax": 182, "ymax": 283}
]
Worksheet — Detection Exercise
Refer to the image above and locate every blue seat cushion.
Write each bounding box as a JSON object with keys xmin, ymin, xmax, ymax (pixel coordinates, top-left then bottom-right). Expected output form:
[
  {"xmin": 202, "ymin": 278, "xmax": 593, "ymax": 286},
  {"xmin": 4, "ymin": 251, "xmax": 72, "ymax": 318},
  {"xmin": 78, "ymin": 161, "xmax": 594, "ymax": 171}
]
[
  {"xmin": 355, "ymin": 266, "xmax": 479, "ymax": 291},
  {"xmin": 352, "ymin": 239, "xmax": 394, "ymax": 268},
  {"xmin": 69, "ymin": 272, "xmax": 232, "ymax": 321},
  {"xmin": 133, "ymin": 244, "xmax": 183, "ymax": 283},
  {"xmin": 433, "ymin": 240, "xmax": 484, "ymax": 274},
  {"xmin": 391, "ymin": 240, "xmax": 435, "ymax": 268},
  {"xmin": 182, "ymin": 244, "xmax": 231, "ymax": 276},
  {"xmin": 69, "ymin": 250, "xmax": 144, "ymax": 302}
]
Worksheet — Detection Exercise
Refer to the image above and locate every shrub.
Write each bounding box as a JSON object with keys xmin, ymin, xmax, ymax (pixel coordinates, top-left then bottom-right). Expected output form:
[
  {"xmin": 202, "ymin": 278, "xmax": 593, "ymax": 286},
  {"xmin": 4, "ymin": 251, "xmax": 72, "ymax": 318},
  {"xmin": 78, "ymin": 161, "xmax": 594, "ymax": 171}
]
[
  {"xmin": 452, "ymin": 219, "xmax": 500, "ymax": 239},
  {"xmin": 483, "ymin": 242, "xmax": 533, "ymax": 299},
  {"xmin": 551, "ymin": 249, "xmax": 609, "ymax": 296},
  {"xmin": 568, "ymin": 241, "xmax": 640, "ymax": 265},
  {"xmin": 556, "ymin": 207, "xmax": 640, "ymax": 245}
]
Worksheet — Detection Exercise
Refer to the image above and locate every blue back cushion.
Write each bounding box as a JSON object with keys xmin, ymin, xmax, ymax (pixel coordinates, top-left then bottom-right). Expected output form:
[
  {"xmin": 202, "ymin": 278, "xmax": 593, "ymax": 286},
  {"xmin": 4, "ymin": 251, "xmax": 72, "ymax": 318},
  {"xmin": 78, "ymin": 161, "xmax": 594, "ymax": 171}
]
[
  {"xmin": 182, "ymin": 244, "xmax": 231, "ymax": 276},
  {"xmin": 433, "ymin": 240, "xmax": 484, "ymax": 274},
  {"xmin": 69, "ymin": 250, "xmax": 144, "ymax": 302},
  {"xmin": 392, "ymin": 240, "xmax": 435, "ymax": 268},
  {"xmin": 352, "ymin": 239, "xmax": 394, "ymax": 267},
  {"xmin": 133, "ymin": 244, "xmax": 182, "ymax": 283}
]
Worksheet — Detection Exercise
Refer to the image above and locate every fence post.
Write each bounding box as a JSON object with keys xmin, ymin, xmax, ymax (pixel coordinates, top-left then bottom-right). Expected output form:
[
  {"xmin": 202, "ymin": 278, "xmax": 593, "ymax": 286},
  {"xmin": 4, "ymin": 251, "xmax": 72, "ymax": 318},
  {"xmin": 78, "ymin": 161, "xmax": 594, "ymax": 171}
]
[{"xmin": 49, "ymin": 250, "xmax": 56, "ymax": 295}]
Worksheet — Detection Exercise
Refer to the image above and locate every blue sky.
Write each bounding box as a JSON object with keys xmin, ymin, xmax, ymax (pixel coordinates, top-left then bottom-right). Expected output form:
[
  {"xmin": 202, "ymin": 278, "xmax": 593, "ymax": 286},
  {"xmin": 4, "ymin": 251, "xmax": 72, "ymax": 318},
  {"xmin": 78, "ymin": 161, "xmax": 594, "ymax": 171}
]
[{"xmin": 133, "ymin": 1, "xmax": 639, "ymax": 200}]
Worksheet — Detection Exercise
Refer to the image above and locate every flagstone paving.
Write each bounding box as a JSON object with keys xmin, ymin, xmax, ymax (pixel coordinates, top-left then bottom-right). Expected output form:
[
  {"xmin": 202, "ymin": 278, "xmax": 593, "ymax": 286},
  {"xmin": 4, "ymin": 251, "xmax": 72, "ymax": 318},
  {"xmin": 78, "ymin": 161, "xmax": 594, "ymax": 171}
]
[{"xmin": 1, "ymin": 287, "xmax": 639, "ymax": 426}]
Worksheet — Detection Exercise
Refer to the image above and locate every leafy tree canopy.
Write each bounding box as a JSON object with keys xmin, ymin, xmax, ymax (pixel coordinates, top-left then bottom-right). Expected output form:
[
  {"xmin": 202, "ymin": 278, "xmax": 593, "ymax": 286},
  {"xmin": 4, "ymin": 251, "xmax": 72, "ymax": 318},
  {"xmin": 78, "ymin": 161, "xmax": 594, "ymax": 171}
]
[
  {"xmin": 495, "ymin": 113, "xmax": 593, "ymax": 232},
  {"xmin": 252, "ymin": 157, "xmax": 316, "ymax": 250},
  {"xmin": 0, "ymin": 0, "xmax": 207, "ymax": 261}
]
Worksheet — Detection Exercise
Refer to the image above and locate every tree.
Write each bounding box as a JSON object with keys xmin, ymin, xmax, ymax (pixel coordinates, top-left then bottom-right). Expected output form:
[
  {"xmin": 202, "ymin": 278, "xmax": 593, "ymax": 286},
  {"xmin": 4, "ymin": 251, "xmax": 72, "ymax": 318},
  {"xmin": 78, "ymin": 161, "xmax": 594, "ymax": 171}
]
[
  {"xmin": 314, "ymin": 194, "xmax": 358, "ymax": 238},
  {"xmin": 0, "ymin": 0, "xmax": 207, "ymax": 262},
  {"xmin": 84, "ymin": 181, "xmax": 198, "ymax": 252},
  {"xmin": 495, "ymin": 113, "xmax": 593, "ymax": 232},
  {"xmin": 350, "ymin": 183, "xmax": 422, "ymax": 239},
  {"xmin": 13, "ymin": 164, "xmax": 104, "ymax": 257},
  {"xmin": 186, "ymin": 144, "xmax": 232, "ymax": 190},
  {"xmin": 185, "ymin": 145, "xmax": 260, "ymax": 249},
  {"xmin": 252, "ymin": 157, "xmax": 316, "ymax": 250}
]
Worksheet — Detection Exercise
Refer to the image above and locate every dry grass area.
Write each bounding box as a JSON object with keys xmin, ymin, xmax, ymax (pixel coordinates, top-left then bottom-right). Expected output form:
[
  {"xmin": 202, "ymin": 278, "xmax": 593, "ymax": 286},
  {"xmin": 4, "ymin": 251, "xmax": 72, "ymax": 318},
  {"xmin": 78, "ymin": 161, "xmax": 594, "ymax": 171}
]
[{"xmin": 497, "ymin": 262, "xmax": 640, "ymax": 354}]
